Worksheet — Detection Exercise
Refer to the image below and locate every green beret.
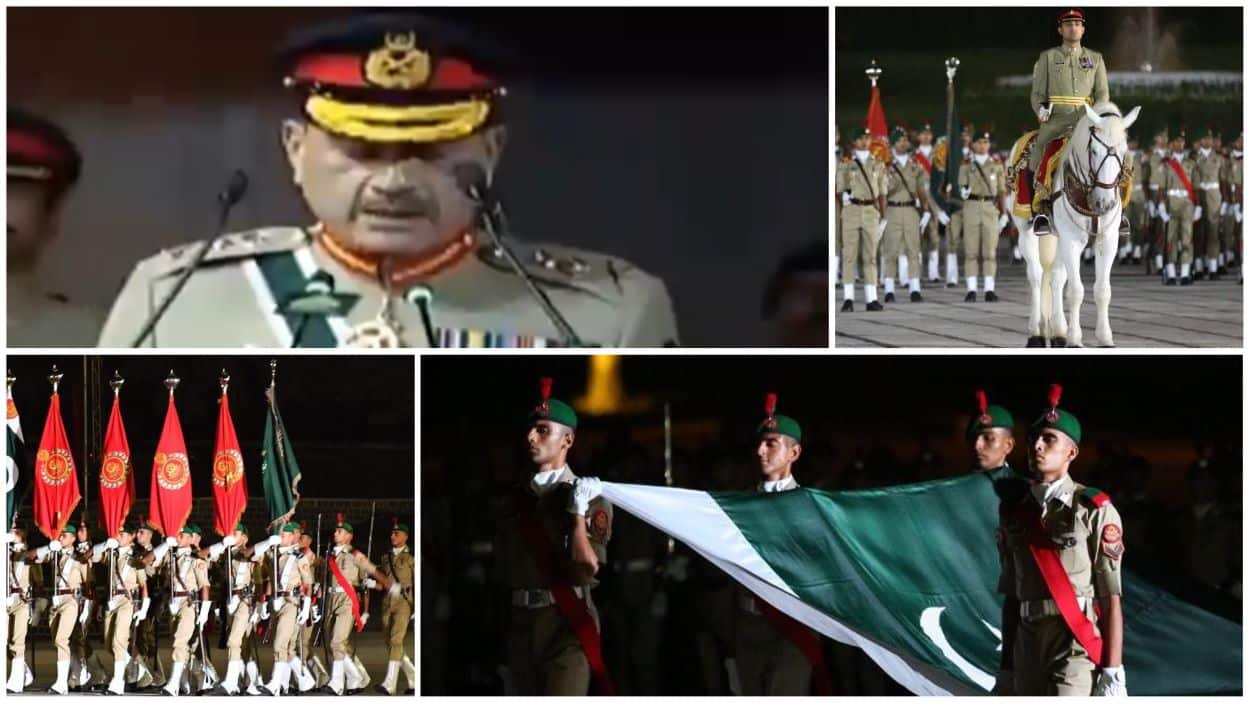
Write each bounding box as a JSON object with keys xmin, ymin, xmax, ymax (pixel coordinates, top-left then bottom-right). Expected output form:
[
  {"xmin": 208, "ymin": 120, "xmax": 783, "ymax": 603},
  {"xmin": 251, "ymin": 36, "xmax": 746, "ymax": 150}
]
[
  {"xmin": 854, "ymin": 126, "xmax": 872, "ymax": 140},
  {"xmin": 332, "ymin": 515, "xmax": 353, "ymax": 534},
  {"xmin": 966, "ymin": 392, "xmax": 1015, "ymax": 439},
  {"xmin": 180, "ymin": 524, "xmax": 201, "ymax": 536},
  {"xmin": 890, "ymin": 125, "xmax": 909, "ymax": 145},
  {"xmin": 917, "ymin": 122, "xmax": 933, "ymax": 134},
  {"xmin": 975, "ymin": 129, "xmax": 992, "ymax": 143},
  {"xmin": 120, "ymin": 521, "xmax": 140, "ymax": 534},
  {"xmin": 233, "ymin": 522, "xmax": 249, "ymax": 536},
  {"xmin": 60, "ymin": 524, "xmax": 79, "ymax": 536},
  {"xmin": 1199, "ymin": 126, "xmax": 1216, "ymax": 139},
  {"xmin": 1028, "ymin": 385, "xmax": 1082, "ymax": 444},
  {"xmin": 392, "ymin": 522, "xmax": 410, "ymax": 535},
  {"xmin": 528, "ymin": 377, "xmax": 577, "ymax": 429},
  {"xmin": 1153, "ymin": 125, "xmax": 1168, "ymax": 138},
  {"xmin": 756, "ymin": 393, "xmax": 801, "ymax": 443},
  {"xmin": 282, "ymin": 521, "xmax": 302, "ymax": 534}
]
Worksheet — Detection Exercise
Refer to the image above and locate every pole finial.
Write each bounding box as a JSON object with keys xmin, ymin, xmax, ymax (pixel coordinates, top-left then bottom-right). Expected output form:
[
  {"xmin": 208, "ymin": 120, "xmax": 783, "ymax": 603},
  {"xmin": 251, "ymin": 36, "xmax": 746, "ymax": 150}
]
[
  {"xmin": 110, "ymin": 370, "xmax": 125, "ymax": 395},
  {"xmin": 48, "ymin": 365, "xmax": 63, "ymax": 394},
  {"xmin": 219, "ymin": 369, "xmax": 231, "ymax": 395},
  {"xmin": 164, "ymin": 369, "xmax": 180, "ymax": 395}
]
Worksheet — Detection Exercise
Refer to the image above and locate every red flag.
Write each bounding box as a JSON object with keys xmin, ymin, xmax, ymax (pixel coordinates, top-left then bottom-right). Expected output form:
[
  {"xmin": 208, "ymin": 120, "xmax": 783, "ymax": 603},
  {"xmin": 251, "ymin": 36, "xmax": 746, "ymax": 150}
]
[
  {"xmin": 98, "ymin": 391, "xmax": 135, "ymax": 538},
  {"xmin": 33, "ymin": 390, "xmax": 80, "ymax": 540},
  {"xmin": 211, "ymin": 386, "xmax": 247, "ymax": 536},
  {"xmin": 149, "ymin": 393, "xmax": 192, "ymax": 537},
  {"xmin": 866, "ymin": 83, "xmax": 890, "ymax": 163}
]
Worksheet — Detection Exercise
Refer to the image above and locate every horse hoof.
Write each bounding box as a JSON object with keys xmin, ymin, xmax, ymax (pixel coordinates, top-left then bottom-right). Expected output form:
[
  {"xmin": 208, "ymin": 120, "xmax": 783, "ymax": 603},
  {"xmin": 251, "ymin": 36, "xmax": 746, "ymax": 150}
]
[
  {"xmin": 1050, "ymin": 337, "xmax": 1067, "ymax": 348},
  {"xmin": 1026, "ymin": 336, "xmax": 1046, "ymax": 348}
]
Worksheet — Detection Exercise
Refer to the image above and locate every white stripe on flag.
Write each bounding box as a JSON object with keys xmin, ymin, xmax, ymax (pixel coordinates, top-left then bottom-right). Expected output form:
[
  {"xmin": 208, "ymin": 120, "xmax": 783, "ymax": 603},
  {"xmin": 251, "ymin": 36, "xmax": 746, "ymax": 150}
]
[{"xmin": 602, "ymin": 482, "xmax": 975, "ymax": 696}]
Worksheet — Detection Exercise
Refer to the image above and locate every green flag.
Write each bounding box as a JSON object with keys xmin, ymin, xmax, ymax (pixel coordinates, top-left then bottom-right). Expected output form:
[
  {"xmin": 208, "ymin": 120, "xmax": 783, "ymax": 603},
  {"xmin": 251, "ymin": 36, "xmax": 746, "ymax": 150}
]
[
  {"xmin": 602, "ymin": 468, "xmax": 1241, "ymax": 695},
  {"xmin": 261, "ymin": 384, "xmax": 301, "ymax": 535},
  {"xmin": 6, "ymin": 389, "xmax": 28, "ymax": 529}
]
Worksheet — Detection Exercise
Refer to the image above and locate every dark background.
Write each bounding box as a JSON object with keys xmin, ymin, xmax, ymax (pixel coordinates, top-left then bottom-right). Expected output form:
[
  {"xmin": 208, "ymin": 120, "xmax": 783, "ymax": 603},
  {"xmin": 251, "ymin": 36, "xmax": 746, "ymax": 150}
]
[
  {"xmin": 421, "ymin": 354, "xmax": 1241, "ymax": 695},
  {"xmin": 9, "ymin": 7, "xmax": 829, "ymax": 347},
  {"xmin": 8, "ymin": 354, "xmax": 414, "ymax": 505},
  {"xmin": 834, "ymin": 7, "xmax": 1242, "ymax": 146}
]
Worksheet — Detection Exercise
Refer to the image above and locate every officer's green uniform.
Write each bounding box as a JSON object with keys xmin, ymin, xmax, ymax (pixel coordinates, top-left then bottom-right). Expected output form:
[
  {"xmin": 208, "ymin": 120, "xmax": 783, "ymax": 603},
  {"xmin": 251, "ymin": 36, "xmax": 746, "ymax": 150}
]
[
  {"xmin": 495, "ymin": 391, "xmax": 613, "ymax": 695},
  {"xmin": 959, "ymin": 133, "xmax": 1008, "ymax": 285},
  {"xmin": 882, "ymin": 127, "xmax": 929, "ymax": 298},
  {"xmin": 1157, "ymin": 137, "xmax": 1199, "ymax": 275},
  {"xmin": 1028, "ymin": 40, "xmax": 1109, "ymax": 176},
  {"xmin": 837, "ymin": 129, "xmax": 888, "ymax": 294},
  {"xmin": 998, "ymin": 404, "xmax": 1124, "ymax": 695},
  {"xmin": 97, "ymin": 14, "xmax": 678, "ymax": 349}
]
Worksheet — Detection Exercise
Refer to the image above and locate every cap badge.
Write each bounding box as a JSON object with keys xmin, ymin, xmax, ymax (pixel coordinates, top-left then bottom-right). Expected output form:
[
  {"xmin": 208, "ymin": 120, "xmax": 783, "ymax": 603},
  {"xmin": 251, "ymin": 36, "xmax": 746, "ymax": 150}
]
[{"xmin": 364, "ymin": 31, "xmax": 431, "ymax": 90}]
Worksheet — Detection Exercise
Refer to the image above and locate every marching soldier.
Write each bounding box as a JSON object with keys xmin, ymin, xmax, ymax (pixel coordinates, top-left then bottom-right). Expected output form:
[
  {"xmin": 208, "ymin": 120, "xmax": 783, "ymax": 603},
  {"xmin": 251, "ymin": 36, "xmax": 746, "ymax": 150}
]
[
  {"xmin": 250, "ymin": 523, "xmax": 309, "ymax": 695},
  {"xmin": 995, "ymin": 385, "xmax": 1126, "ymax": 696},
  {"xmin": 494, "ymin": 378, "xmax": 614, "ymax": 695},
  {"xmin": 86, "ymin": 521, "xmax": 150, "ymax": 695},
  {"xmin": 1156, "ymin": 125, "xmax": 1200, "ymax": 285},
  {"xmin": 834, "ymin": 124, "xmax": 843, "ymax": 282},
  {"xmin": 913, "ymin": 123, "xmax": 951, "ymax": 282},
  {"xmin": 1145, "ymin": 126, "xmax": 1171, "ymax": 273},
  {"xmin": 320, "ymin": 515, "xmax": 393, "ymax": 695},
  {"xmin": 296, "ymin": 525, "xmax": 327, "ymax": 691},
  {"xmin": 1024, "ymin": 9, "xmax": 1122, "ymax": 237},
  {"xmin": 732, "ymin": 394, "xmax": 830, "ymax": 695},
  {"xmin": 30, "ymin": 524, "xmax": 90, "ymax": 695},
  {"xmin": 365, "ymin": 519, "xmax": 416, "ymax": 695},
  {"xmin": 1224, "ymin": 130, "xmax": 1244, "ymax": 282},
  {"xmin": 97, "ymin": 13, "xmax": 678, "ymax": 348},
  {"xmin": 838, "ymin": 127, "xmax": 888, "ymax": 312},
  {"xmin": 7, "ymin": 107, "xmax": 104, "ymax": 346},
  {"xmin": 149, "ymin": 524, "xmax": 211, "ymax": 697},
  {"xmin": 1192, "ymin": 127, "xmax": 1226, "ymax": 280},
  {"xmin": 967, "ymin": 390, "xmax": 1016, "ymax": 473},
  {"xmin": 204, "ymin": 523, "xmax": 256, "ymax": 695},
  {"xmin": 882, "ymin": 125, "xmax": 932, "ymax": 303},
  {"xmin": 943, "ymin": 123, "xmax": 975, "ymax": 288},
  {"xmin": 6, "ymin": 525, "xmax": 39, "ymax": 693},
  {"xmin": 1121, "ymin": 135, "xmax": 1147, "ymax": 264},
  {"xmin": 959, "ymin": 129, "xmax": 1009, "ymax": 302},
  {"xmin": 130, "ymin": 520, "xmax": 166, "ymax": 690}
]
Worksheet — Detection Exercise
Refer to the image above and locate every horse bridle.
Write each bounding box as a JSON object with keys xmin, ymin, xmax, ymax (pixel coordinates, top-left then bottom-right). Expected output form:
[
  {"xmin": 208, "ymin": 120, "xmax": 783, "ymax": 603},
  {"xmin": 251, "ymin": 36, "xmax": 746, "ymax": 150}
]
[{"xmin": 1078, "ymin": 112, "xmax": 1127, "ymax": 191}]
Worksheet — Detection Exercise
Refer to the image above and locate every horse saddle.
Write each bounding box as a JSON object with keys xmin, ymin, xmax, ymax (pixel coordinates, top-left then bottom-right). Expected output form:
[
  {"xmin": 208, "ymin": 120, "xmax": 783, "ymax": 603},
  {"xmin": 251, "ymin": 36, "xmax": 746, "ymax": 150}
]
[{"xmin": 1008, "ymin": 129, "xmax": 1072, "ymax": 218}]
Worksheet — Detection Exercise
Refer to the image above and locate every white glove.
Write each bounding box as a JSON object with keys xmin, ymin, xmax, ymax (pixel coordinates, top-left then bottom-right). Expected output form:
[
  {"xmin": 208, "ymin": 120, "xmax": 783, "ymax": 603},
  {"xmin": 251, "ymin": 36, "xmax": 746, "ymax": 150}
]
[
  {"xmin": 388, "ymin": 582, "xmax": 402, "ymax": 597},
  {"xmin": 919, "ymin": 211, "xmax": 932, "ymax": 231},
  {"xmin": 724, "ymin": 658, "xmax": 742, "ymax": 696},
  {"xmin": 363, "ymin": 578, "xmax": 377, "ymax": 590},
  {"xmin": 3, "ymin": 532, "xmax": 14, "ymax": 545},
  {"xmin": 223, "ymin": 535, "xmax": 238, "ymax": 547},
  {"xmin": 1220, "ymin": 202, "xmax": 1229, "ymax": 216},
  {"xmin": 876, "ymin": 219, "xmax": 888, "ymax": 239},
  {"xmin": 841, "ymin": 191, "xmax": 852, "ymax": 207},
  {"xmin": 1236, "ymin": 204, "xmax": 1243, "ymax": 222},
  {"xmin": 1159, "ymin": 208, "xmax": 1171, "ymax": 223},
  {"xmin": 360, "ymin": 612, "xmax": 370, "ymax": 626},
  {"xmin": 1194, "ymin": 206, "xmax": 1203, "ymax": 221},
  {"xmin": 92, "ymin": 542, "xmax": 107, "ymax": 559},
  {"xmin": 250, "ymin": 603, "xmax": 263, "ymax": 625},
  {"xmin": 998, "ymin": 213, "xmax": 1009, "ymax": 231},
  {"xmin": 1038, "ymin": 103, "xmax": 1053, "ymax": 123},
  {"xmin": 297, "ymin": 597, "xmax": 311, "ymax": 625},
  {"xmin": 1092, "ymin": 665, "xmax": 1127, "ymax": 696},
  {"xmin": 992, "ymin": 670, "xmax": 1014, "ymax": 695},
  {"xmin": 937, "ymin": 210, "xmax": 951, "ymax": 226},
  {"xmin": 197, "ymin": 601, "xmax": 211, "ymax": 626},
  {"xmin": 960, "ymin": 186, "xmax": 972, "ymax": 200},
  {"xmin": 135, "ymin": 597, "xmax": 150, "ymax": 623},
  {"xmin": 272, "ymin": 597, "xmax": 286, "ymax": 614},
  {"xmin": 106, "ymin": 538, "xmax": 118, "ymax": 549},
  {"xmin": 5, "ymin": 594, "xmax": 15, "ymax": 610},
  {"xmin": 208, "ymin": 543, "xmax": 226, "ymax": 561},
  {"xmin": 47, "ymin": 540, "xmax": 62, "ymax": 553},
  {"xmin": 165, "ymin": 536, "xmax": 177, "ymax": 547},
  {"xmin": 227, "ymin": 595, "xmax": 240, "ymax": 616},
  {"xmin": 1146, "ymin": 201, "xmax": 1156, "ymax": 218},
  {"xmin": 312, "ymin": 602, "xmax": 324, "ymax": 624},
  {"xmin": 78, "ymin": 600, "xmax": 92, "ymax": 625},
  {"xmin": 568, "ymin": 477, "xmax": 604, "ymax": 516}
]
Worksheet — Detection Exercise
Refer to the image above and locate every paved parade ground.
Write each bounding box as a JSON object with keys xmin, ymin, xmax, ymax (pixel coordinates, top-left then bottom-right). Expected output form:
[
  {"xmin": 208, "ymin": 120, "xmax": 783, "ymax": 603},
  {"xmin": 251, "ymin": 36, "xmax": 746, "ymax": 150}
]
[{"xmin": 836, "ymin": 261, "xmax": 1244, "ymax": 347}]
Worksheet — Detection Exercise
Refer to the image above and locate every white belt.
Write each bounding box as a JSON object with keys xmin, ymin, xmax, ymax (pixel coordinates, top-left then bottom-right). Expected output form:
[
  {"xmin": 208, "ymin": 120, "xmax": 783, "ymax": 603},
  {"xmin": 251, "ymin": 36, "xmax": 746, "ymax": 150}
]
[
  {"xmin": 1199, "ymin": 182, "xmax": 1220, "ymax": 190},
  {"xmin": 511, "ymin": 586, "xmax": 585, "ymax": 608},
  {"xmin": 615, "ymin": 557, "xmax": 654, "ymax": 574},
  {"xmin": 1167, "ymin": 189, "xmax": 1191, "ymax": 198},
  {"xmin": 1020, "ymin": 596, "xmax": 1090, "ymax": 619}
]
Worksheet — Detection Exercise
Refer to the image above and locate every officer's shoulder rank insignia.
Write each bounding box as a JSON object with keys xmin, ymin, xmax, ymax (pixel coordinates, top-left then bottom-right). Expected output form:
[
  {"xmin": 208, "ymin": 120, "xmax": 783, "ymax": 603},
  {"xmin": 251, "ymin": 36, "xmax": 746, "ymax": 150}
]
[{"xmin": 150, "ymin": 227, "xmax": 310, "ymax": 277}]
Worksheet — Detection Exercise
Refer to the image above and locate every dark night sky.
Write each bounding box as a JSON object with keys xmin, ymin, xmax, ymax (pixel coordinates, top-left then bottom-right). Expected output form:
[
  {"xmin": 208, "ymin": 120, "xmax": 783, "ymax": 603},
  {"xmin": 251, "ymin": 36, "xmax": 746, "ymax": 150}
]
[{"xmin": 8, "ymin": 355, "xmax": 414, "ymax": 500}]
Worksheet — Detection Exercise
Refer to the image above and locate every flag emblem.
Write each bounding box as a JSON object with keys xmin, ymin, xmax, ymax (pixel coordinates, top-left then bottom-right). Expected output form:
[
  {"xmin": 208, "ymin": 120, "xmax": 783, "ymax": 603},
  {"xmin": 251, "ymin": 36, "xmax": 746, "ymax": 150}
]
[
  {"xmin": 100, "ymin": 451, "xmax": 129, "ymax": 488},
  {"xmin": 6, "ymin": 398, "xmax": 16, "ymax": 421},
  {"xmin": 213, "ymin": 449, "xmax": 244, "ymax": 488},
  {"xmin": 37, "ymin": 448, "xmax": 74, "ymax": 486},
  {"xmin": 156, "ymin": 452, "xmax": 190, "ymax": 490}
]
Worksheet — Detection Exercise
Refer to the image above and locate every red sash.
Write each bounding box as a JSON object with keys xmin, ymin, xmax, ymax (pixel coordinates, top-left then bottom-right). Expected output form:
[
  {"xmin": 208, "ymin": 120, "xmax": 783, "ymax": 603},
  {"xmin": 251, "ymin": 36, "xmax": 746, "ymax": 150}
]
[
  {"xmin": 914, "ymin": 152, "xmax": 933, "ymax": 175},
  {"xmin": 1166, "ymin": 158, "xmax": 1198, "ymax": 204},
  {"xmin": 1018, "ymin": 503, "xmax": 1104, "ymax": 666},
  {"xmin": 753, "ymin": 596, "xmax": 833, "ymax": 694},
  {"xmin": 329, "ymin": 551, "xmax": 364, "ymax": 632},
  {"xmin": 518, "ymin": 508, "xmax": 615, "ymax": 695}
]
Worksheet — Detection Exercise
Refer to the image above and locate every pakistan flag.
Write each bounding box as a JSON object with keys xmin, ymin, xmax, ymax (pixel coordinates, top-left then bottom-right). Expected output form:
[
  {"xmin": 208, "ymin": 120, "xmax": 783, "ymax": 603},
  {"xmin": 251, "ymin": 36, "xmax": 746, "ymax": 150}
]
[{"xmin": 602, "ymin": 468, "xmax": 1240, "ymax": 695}]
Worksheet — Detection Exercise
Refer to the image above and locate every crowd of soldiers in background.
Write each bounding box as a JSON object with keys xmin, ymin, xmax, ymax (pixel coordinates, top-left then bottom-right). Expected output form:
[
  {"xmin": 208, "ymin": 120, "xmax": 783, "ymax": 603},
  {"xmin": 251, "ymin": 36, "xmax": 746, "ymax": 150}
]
[
  {"xmin": 421, "ymin": 424, "xmax": 1241, "ymax": 695},
  {"xmin": 835, "ymin": 120, "xmax": 1244, "ymax": 310}
]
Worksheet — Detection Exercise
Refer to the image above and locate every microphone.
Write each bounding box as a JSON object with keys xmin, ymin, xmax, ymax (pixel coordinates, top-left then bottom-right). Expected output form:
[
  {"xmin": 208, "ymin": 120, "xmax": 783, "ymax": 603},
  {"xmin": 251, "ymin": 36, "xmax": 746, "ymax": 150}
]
[
  {"xmin": 130, "ymin": 170, "xmax": 250, "ymax": 347},
  {"xmin": 454, "ymin": 163, "xmax": 584, "ymax": 347}
]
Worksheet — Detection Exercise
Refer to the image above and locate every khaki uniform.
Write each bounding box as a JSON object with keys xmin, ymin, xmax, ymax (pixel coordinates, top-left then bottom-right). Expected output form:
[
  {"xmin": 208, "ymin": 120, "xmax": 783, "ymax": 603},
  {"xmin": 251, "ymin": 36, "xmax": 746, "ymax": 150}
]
[
  {"xmin": 97, "ymin": 228, "xmax": 679, "ymax": 348},
  {"xmin": 134, "ymin": 543, "xmax": 165, "ymax": 686},
  {"xmin": 36, "ymin": 549, "xmax": 90, "ymax": 662},
  {"xmin": 1223, "ymin": 151, "xmax": 1243, "ymax": 261},
  {"xmin": 1028, "ymin": 45, "xmax": 1110, "ymax": 174},
  {"xmin": 326, "ymin": 546, "xmax": 371, "ymax": 662},
  {"xmin": 837, "ymin": 156, "xmax": 888, "ymax": 286},
  {"xmin": 266, "ymin": 546, "xmax": 314, "ymax": 662},
  {"xmin": 95, "ymin": 546, "xmax": 147, "ymax": 664},
  {"xmin": 377, "ymin": 546, "xmax": 415, "ymax": 662},
  {"xmin": 998, "ymin": 474, "xmax": 1124, "ymax": 695},
  {"xmin": 959, "ymin": 156, "xmax": 1007, "ymax": 277},
  {"xmin": 7, "ymin": 272, "xmax": 105, "ymax": 348},
  {"xmin": 603, "ymin": 510, "xmax": 666, "ymax": 694},
  {"xmin": 212, "ymin": 546, "xmax": 257, "ymax": 663},
  {"xmin": 156, "ymin": 547, "xmax": 210, "ymax": 665},
  {"xmin": 1146, "ymin": 148, "xmax": 1170, "ymax": 258},
  {"xmin": 299, "ymin": 550, "xmax": 322, "ymax": 664},
  {"xmin": 882, "ymin": 156, "xmax": 929, "ymax": 285},
  {"xmin": 1193, "ymin": 148, "xmax": 1226, "ymax": 261},
  {"xmin": 495, "ymin": 467, "xmax": 613, "ymax": 695},
  {"xmin": 1157, "ymin": 155, "xmax": 1199, "ymax": 266},
  {"xmin": 734, "ymin": 477, "xmax": 813, "ymax": 695},
  {"xmin": 7, "ymin": 548, "xmax": 38, "ymax": 664},
  {"xmin": 915, "ymin": 148, "xmax": 944, "ymax": 278},
  {"xmin": 1124, "ymin": 150, "xmax": 1148, "ymax": 248}
]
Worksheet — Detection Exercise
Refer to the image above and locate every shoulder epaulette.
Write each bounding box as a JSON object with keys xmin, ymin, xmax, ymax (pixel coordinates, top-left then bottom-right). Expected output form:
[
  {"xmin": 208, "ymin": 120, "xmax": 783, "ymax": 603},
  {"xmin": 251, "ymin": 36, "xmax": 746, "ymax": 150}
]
[{"xmin": 1078, "ymin": 486, "xmax": 1111, "ymax": 508}]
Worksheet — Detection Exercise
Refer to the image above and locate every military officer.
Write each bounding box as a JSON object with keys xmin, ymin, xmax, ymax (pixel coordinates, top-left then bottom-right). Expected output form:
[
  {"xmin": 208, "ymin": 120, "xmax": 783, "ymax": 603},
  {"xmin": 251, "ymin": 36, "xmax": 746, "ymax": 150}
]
[
  {"xmin": 30, "ymin": 524, "xmax": 90, "ymax": 694},
  {"xmin": 149, "ymin": 524, "xmax": 211, "ymax": 697},
  {"xmin": 203, "ymin": 523, "xmax": 256, "ymax": 695},
  {"xmin": 913, "ymin": 123, "xmax": 951, "ymax": 282},
  {"xmin": 1025, "ymin": 9, "xmax": 1117, "ymax": 236},
  {"xmin": 1156, "ymin": 125, "xmax": 1200, "ymax": 285},
  {"xmin": 249, "ymin": 522, "xmax": 312, "ymax": 695},
  {"xmin": 1121, "ymin": 134, "xmax": 1147, "ymax": 264},
  {"xmin": 97, "ymin": 13, "xmax": 678, "ymax": 349},
  {"xmin": 318, "ymin": 515, "xmax": 392, "ymax": 695},
  {"xmin": 882, "ymin": 125, "xmax": 933, "ymax": 303},
  {"xmin": 1191, "ymin": 127, "xmax": 1226, "ymax": 280},
  {"xmin": 837, "ymin": 127, "xmax": 889, "ymax": 312},
  {"xmin": 967, "ymin": 390, "xmax": 1016, "ymax": 473},
  {"xmin": 995, "ymin": 385, "xmax": 1126, "ymax": 696},
  {"xmin": 364, "ymin": 519, "xmax": 416, "ymax": 695},
  {"xmin": 295, "ymin": 526, "xmax": 328, "ymax": 691},
  {"xmin": 7, "ymin": 107, "xmax": 105, "ymax": 347},
  {"xmin": 959, "ymin": 129, "xmax": 1009, "ymax": 302},
  {"xmin": 495, "ymin": 378, "xmax": 614, "ymax": 695},
  {"xmin": 733, "ymin": 394, "xmax": 829, "ymax": 695},
  {"xmin": 6, "ymin": 525, "xmax": 40, "ymax": 693},
  {"xmin": 85, "ymin": 521, "xmax": 150, "ymax": 695}
]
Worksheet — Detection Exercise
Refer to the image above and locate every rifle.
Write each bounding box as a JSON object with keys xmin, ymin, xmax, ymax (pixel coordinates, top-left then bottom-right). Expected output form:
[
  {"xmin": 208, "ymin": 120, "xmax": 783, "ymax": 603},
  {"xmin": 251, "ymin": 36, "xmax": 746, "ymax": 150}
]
[
  {"xmin": 261, "ymin": 543, "xmax": 279, "ymax": 646},
  {"xmin": 360, "ymin": 503, "xmax": 376, "ymax": 625},
  {"xmin": 216, "ymin": 544, "xmax": 232, "ymax": 650}
]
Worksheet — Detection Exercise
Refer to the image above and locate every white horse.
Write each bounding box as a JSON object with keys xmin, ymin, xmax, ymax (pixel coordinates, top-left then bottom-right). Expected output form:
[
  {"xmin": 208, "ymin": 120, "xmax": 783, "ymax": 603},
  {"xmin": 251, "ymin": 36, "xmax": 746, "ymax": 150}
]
[{"xmin": 1011, "ymin": 102, "xmax": 1141, "ymax": 347}]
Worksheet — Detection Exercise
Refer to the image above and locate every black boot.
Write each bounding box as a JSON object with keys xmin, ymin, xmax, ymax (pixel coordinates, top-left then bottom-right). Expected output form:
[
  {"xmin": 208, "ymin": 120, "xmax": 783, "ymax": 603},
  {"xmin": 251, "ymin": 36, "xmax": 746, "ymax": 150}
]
[
  {"xmin": 1026, "ymin": 335, "xmax": 1047, "ymax": 347},
  {"xmin": 866, "ymin": 300, "xmax": 884, "ymax": 311},
  {"xmin": 1181, "ymin": 276, "xmax": 1193, "ymax": 286},
  {"xmin": 985, "ymin": 291, "xmax": 999, "ymax": 302},
  {"xmin": 964, "ymin": 291, "xmax": 976, "ymax": 302},
  {"xmin": 910, "ymin": 291, "xmax": 923, "ymax": 302},
  {"xmin": 884, "ymin": 292, "xmax": 896, "ymax": 303},
  {"xmin": 840, "ymin": 299, "xmax": 853, "ymax": 313},
  {"xmin": 1050, "ymin": 337, "xmax": 1067, "ymax": 348}
]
